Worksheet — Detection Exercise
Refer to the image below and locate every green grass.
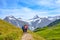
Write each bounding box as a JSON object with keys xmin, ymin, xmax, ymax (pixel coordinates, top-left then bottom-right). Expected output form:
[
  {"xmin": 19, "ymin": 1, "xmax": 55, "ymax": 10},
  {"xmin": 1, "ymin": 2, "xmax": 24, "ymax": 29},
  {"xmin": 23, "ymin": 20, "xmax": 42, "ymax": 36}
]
[
  {"xmin": 35, "ymin": 23, "xmax": 60, "ymax": 40},
  {"xmin": 0, "ymin": 19, "xmax": 23, "ymax": 40},
  {"xmin": 28, "ymin": 30, "xmax": 45, "ymax": 40}
]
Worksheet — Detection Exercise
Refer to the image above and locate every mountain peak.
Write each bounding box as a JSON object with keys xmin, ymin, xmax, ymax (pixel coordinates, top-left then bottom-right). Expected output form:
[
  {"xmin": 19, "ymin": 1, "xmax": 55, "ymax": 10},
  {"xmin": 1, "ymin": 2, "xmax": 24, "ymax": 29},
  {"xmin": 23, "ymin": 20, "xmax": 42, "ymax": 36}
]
[
  {"xmin": 33, "ymin": 15, "xmax": 39, "ymax": 19},
  {"xmin": 4, "ymin": 16, "xmax": 16, "ymax": 20},
  {"xmin": 7, "ymin": 16, "xmax": 15, "ymax": 18}
]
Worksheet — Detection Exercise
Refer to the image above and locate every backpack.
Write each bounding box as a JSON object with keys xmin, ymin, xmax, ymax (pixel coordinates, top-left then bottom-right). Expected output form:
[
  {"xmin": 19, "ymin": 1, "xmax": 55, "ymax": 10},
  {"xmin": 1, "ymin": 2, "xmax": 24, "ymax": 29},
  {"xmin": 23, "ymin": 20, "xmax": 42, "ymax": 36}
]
[{"xmin": 22, "ymin": 26, "xmax": 24, "ymax": 30}]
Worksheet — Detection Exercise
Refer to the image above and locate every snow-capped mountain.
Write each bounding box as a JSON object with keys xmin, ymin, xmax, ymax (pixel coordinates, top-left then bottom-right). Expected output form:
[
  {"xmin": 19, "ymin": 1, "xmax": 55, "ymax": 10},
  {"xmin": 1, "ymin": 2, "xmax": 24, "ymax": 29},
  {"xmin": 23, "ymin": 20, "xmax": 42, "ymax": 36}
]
[
  {"xmin": 47, "ymin": 16, "xmax": 60, "ymax": 22},
  {"xmin": 4, "ymin": 15, "xmax": 60, "ymax": 31},
  {"xmin": 26, "ymin": 17, "xmax": 52, "ymax": 30},
  {"xmin": 4, "ymin": 16, "xmax": 29, "ymax": 28},
  {"xmin": 26, "ymin": 15, "xmax": 60, "ymax": 30},
  {"xmin": 31, "ymin": 15, "xmax": 40, "ymax": 19}
]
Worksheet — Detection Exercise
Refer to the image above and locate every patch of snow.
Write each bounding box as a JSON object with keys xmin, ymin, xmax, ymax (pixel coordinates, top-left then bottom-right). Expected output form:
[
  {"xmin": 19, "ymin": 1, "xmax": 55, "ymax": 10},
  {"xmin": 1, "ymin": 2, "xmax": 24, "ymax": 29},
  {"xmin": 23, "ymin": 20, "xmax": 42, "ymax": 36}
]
[
  {"xmin": 38, "ymin": 19, "xmax": 41, "ymax": 23},
  {"xmin": 48, "ymin": 18, "xmax": 54, "ymax": 20},
  {"xmin": 9, "ymin": 18, "xmax": 16, "ymax": 20}
]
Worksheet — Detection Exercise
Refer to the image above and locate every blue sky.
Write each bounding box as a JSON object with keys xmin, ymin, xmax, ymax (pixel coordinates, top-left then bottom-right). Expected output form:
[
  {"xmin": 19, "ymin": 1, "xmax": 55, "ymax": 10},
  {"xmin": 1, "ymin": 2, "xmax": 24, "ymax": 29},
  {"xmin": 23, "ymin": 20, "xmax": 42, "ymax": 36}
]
[{"xmin": 0, "ymin": 0, "xmax": 60, "ymax": 19}]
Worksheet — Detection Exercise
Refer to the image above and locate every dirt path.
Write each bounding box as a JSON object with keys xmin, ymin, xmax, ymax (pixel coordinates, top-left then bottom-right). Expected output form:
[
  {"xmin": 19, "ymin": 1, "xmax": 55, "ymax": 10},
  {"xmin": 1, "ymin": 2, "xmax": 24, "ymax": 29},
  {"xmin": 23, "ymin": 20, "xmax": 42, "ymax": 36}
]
[{"xmin": 21, "ymin": 33, "xmax": 34, "ymax": 40}]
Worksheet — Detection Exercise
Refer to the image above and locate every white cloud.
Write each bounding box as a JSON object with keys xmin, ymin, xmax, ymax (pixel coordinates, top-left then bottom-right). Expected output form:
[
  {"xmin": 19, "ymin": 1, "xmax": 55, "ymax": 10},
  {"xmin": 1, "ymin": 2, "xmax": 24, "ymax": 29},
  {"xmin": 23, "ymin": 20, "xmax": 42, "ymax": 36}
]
[
  {"xmin": 56, "ymin": 0, "xmax": 60, "ymax": 4},
  {"xmin": 20, "ymin": 0, "xmax": 60, "ymax": 8},
  {"xmin": 0, "ymin": 7, "xmax": 49, "ymax": 19},
  {"xmin": 0, "ymin": 0, "xmax": 60, "ymax": 19},
  {"xmin": 36, "ymin": 0, "xmax": 54, "ymax": 6},
  {"xmin": 0, "ymin": 6, "xmax": 60, "ymax": 19},
  {"xmin": 55, "ymin": 0, "xmax": 60, "ymax": 7}
]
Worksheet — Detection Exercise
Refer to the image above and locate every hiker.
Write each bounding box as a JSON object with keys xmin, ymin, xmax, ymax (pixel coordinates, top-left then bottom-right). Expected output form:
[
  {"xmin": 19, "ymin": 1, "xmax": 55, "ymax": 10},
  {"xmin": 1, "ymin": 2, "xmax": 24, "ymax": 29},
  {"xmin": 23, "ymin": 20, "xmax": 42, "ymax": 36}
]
[{"xmin": 22, "ymin": 25, "xmax": 28, "ymax": 33}]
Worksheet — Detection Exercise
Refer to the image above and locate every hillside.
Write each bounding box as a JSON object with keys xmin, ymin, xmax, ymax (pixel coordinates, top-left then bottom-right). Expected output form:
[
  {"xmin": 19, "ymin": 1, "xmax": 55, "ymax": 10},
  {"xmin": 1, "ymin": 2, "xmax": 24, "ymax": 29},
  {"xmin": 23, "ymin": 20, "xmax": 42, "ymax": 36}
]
[
  {"xmin": 0, "ymin": 19, "xmax": 23, "ymax": 40},
  {"xmin": 0, "ymin": 19, "xmax": 45, "ymax": 40},
  {"xmin": 48, "ymin": 19, "xmax": 60, "ymax": 27},
  {"xmin": 35, "ymin": 19, "xmax": 60, "ymax": 40}
]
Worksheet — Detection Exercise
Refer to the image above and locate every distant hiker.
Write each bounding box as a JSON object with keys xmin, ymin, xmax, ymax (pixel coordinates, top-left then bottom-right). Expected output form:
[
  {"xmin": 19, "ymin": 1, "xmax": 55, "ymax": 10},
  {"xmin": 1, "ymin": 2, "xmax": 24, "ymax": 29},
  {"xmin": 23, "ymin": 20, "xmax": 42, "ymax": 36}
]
[{"xmin": 22, "ymin": 25, "xmax": 28, "ymax": 33}]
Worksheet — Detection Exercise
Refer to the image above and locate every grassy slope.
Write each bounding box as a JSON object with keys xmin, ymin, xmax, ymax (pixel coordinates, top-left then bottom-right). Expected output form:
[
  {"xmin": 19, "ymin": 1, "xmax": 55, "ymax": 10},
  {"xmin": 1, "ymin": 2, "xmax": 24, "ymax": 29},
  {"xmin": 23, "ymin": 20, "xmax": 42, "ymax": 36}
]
[
  {"xmin": 28, "ymin": 30, "xmax": 45, "ymax": 40},
  {"xmin": 0, "ymin": 19, "xmax": 23, "ymax": 40},
  {"xmin": 35, "ymin": 23, "xmax": 60, "ymax": 40},
  {"xmin": 0, "ymin": 19, "xmax": 45, "ymax": 40}
]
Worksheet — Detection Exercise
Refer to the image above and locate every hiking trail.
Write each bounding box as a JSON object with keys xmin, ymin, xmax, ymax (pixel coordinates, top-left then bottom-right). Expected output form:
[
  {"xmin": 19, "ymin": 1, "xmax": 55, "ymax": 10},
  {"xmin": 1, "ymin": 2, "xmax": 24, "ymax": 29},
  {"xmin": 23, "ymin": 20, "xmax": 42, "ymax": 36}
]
[{"xmin": 21, "ymin": 33, "xmax": 34, "ymax": 40}]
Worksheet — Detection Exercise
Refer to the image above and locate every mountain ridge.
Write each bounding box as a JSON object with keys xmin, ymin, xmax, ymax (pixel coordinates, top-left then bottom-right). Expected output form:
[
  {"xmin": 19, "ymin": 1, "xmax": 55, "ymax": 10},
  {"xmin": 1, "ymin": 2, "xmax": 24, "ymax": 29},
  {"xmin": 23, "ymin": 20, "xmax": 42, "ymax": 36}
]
[{"xmin": 4, "ymin": 15, "xmax": 60, "ymax": 31}]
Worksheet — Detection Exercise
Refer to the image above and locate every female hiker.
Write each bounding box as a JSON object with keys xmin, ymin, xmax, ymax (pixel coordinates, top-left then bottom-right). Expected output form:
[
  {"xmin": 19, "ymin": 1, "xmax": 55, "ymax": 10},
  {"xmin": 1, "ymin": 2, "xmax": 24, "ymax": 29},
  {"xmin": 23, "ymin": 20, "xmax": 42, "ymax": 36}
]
[{"xmin": 22, "ymin": 25, "xmax": 28, "ymax": 33}]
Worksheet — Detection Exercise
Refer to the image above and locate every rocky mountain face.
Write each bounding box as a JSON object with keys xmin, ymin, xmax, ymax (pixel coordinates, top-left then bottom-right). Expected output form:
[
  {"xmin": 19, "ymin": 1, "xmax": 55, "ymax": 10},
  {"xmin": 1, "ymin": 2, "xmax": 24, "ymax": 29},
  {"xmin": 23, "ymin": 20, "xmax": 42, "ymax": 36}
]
[
  {"xmin": 4, "ymin": 16, "xmax": 29, "ymax": 28},
  {"xmin": 4, "ymin": 15, "xmax": 60, "ymax": 31}
]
